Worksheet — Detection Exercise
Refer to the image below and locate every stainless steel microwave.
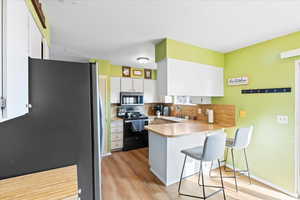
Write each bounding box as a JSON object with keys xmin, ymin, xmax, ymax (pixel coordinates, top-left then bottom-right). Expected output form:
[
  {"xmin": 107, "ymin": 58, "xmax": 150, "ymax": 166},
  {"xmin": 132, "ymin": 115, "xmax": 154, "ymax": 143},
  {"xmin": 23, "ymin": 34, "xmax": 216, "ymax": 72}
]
[{"xmin": 120, "ymin": 92, "xmax": 144, "ymax": 106}]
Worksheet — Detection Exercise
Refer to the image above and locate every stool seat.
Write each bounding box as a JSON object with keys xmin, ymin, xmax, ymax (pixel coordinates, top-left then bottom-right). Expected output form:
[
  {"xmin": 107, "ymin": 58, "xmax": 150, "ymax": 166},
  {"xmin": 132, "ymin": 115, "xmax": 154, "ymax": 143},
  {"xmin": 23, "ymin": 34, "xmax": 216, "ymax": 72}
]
[
  {"xmin": 181, "ymin": 146, "xmax": 204, "ymax": 160},
  {"xmin": 225, "ymin": 138, "xmax": 235, "ymax": 148}
]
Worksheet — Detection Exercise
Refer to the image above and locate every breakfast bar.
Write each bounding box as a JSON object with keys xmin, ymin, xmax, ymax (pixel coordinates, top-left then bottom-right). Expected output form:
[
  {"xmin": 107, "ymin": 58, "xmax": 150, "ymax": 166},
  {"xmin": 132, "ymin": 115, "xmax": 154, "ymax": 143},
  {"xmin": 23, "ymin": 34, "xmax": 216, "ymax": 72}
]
[{"xmin": 146, "ymin": 120, "xmax": 229, "ymax": 186}]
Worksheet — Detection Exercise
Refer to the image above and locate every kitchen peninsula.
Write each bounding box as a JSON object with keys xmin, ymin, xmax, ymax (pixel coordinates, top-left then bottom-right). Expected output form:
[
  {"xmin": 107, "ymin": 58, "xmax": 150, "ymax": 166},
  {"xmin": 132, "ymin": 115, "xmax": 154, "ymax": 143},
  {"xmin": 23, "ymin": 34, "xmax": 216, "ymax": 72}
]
[{"xmin": 146, "ymin": 119, "xmax": 233, "ymax": 186}]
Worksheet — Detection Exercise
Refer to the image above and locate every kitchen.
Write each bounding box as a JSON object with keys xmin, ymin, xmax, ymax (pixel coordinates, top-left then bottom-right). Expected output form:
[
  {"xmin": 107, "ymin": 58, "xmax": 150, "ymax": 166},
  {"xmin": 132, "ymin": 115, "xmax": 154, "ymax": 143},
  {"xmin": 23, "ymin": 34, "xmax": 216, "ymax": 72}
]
[{"xmin": 100, "ymin": 36, "xmax": 295, "ymax": 200}]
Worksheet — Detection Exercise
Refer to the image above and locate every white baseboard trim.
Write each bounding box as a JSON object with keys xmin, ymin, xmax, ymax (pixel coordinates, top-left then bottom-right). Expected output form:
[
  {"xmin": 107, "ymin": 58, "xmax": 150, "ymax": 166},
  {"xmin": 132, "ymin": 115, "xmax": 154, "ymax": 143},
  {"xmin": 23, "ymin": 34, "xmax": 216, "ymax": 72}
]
[
  {"xmin": 225, "ymin": 164, "xmax": 299, "ymax": 198},
  {"xmin": 101, "ymin": 152, "xmax": 112, "ymax": 157}
]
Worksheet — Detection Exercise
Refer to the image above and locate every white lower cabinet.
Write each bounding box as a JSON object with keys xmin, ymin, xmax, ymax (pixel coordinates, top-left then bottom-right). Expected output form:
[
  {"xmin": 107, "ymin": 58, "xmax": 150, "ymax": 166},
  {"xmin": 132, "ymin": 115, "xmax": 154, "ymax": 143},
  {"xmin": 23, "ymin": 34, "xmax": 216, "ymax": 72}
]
[
  {"xmin": 111, "ymin": 120, "xmax": 123, "ymax": 151},
  {"xmin": 1, "ymin": 0, "xmax": 29, "ymax": 122}
]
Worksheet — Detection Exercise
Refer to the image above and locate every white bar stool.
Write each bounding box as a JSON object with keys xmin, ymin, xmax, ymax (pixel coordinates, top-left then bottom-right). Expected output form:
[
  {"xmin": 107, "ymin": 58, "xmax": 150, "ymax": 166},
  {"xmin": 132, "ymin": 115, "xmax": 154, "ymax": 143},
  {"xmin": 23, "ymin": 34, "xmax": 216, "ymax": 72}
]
[
  {"xmin": 210, "ymin": 126, "xmax": 254, "ymax": 192},
  {"xmin": 178, "ymin": 132, "xmax": 227, "ymax": 200}
]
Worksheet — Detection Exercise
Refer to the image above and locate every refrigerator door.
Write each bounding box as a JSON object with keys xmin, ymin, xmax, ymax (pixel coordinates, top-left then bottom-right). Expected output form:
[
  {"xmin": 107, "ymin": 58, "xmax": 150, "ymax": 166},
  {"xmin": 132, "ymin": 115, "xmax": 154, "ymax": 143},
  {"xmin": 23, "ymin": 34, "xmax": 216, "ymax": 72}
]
[{"xmin": 90, "ymin": 63, "xmax": 102, "ymax": 200}]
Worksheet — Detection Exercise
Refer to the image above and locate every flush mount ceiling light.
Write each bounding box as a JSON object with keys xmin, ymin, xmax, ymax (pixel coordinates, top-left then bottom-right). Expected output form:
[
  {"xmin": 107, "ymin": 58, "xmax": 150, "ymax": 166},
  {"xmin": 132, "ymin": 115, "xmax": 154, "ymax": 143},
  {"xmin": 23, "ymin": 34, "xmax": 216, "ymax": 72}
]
[{"xmin": 137, "ymin": 57, "xmax": 150, "ymax": 64}]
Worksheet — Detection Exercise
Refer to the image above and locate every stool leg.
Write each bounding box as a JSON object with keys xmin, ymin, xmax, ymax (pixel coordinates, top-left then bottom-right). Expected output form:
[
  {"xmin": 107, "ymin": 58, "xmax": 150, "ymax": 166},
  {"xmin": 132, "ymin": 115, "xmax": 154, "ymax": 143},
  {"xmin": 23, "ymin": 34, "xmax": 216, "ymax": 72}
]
[
  {"xmin": 218, "ymin": 159, "xmax": 226, "ymax": 200},
  {"xmin": 231, "ymin": 148, "xmax": 238, "ymax": 192},
  {"xmin": 178, "ymin": 155, "xmax": 187, "ymax": 194},
  {"xmin": 224, "ymin": 148, "xmax": 229, "ymax": 171},
  {"xmin": 198, "ymin": 160, "xmax": 203, "ymax": 185},
  {"xmin": 209, "ymin": 160, "xmax": 213, "ymax": 177},
  {"xmin": 244, "ymin": 148, "xmax": 251, "ymax": 184},
  {"xmin": 200, "ymin": 161, "xmax": 206, "ymax": 199}
]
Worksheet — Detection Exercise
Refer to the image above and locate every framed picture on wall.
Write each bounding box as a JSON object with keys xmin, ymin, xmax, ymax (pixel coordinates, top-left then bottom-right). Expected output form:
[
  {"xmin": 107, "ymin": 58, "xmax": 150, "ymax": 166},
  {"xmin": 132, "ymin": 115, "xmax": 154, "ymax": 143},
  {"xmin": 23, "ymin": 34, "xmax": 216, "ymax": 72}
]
[
  {"xmin": 122, "ymin": 66, "xmax": 131, "ymax": 77},
  {"xmin": 144, "ymin": 69, "xmax": 152, "ymax": 79},
  {"xmin": 133, "ymin": 69, "xmax": 143, "ymax": 77}
]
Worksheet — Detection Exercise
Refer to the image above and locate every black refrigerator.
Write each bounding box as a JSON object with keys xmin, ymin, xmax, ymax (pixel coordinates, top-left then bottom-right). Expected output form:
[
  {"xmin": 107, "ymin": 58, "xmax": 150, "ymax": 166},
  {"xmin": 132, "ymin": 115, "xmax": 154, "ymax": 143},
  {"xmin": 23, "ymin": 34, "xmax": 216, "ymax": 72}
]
[{"xmin": 0, "ymin": 58, "xmax": 102, "ymax": 200}]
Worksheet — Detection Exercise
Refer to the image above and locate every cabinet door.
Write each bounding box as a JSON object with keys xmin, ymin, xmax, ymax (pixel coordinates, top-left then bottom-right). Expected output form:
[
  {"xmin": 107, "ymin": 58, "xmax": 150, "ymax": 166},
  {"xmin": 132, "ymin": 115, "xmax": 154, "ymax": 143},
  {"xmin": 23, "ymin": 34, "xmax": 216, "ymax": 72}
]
[
  {"xmin": 29, "ymin": 14, "xmax": 42, "ymax": 59},
  {"xmin": 165, "ymin": 58, "xmax": 224, "ymax": 97},
  {"xmin": 110, "ymin": 77, "xmax": 120, "ymax": 103},
  {"xmin": 144, "ymin": 79, "xmax": 158, "ymax": 103},
  {"xmin": 121, "ymin": 78, "xmax": 133, "ymax": 92},
  {"xmin": 132, "ymin": 78, "xmax": 144, "ymax": 92},
  {"xmin": 2, "ymin": 0, "xmax": 29, "ymax": 121}
]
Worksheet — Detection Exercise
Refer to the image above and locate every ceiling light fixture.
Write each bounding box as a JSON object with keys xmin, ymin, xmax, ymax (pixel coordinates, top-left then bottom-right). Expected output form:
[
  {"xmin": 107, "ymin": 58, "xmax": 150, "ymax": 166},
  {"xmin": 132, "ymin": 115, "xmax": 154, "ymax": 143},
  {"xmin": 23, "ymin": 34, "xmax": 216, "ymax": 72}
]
[{"xmin": 137, "ymin": 57, "xmax": 150, "ymax": 64}]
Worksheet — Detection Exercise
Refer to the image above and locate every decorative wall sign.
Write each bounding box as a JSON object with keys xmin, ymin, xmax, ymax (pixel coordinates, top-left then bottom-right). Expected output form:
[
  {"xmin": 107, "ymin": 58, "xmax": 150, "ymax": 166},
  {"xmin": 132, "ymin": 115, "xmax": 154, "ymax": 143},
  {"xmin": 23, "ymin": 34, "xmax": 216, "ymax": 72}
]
[
  {"xmin": 144, "ymin": 69, "xmax": 152, "ymax": 79},
  {"xmin": 133, "ymin": 69, "xmax": 143, "ymax": 77},
  {"xmin": 31, "ymin": 0, "xmax": 47, "ymax": 28},
  {"xmin": 228, "ymin": 77, "xmax": 248, "ymax": 86},
  {"xmin": 122, "ymin": 66, "xmax": 131, "ymax": 77},
  {"xmin": 241, "ymin": 87, "xmax": 291, "ymax": 94}
]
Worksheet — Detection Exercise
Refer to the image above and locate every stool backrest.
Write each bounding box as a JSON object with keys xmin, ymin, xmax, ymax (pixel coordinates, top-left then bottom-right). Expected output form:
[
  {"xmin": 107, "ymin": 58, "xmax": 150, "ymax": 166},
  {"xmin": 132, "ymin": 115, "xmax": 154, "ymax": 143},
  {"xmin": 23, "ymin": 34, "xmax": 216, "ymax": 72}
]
[
  {"xmin": 202, "ymin": 131, "xmax": 226, "ymax": 161},
  {"xmin": 234, "ymin": 126, "xmax": 254, "ymax": 149}
]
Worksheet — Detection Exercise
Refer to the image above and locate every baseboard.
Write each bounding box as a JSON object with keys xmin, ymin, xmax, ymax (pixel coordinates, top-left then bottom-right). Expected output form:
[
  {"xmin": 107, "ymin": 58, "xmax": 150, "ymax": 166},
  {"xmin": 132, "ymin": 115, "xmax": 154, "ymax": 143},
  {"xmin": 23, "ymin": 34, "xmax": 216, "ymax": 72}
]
[
  {"xmin": 101, "ymin": 152, "xmax": 112, "ymax": 157},
  {"xmin": 225, "ymin": 164, "xmax": 299, "ymax": 198}
]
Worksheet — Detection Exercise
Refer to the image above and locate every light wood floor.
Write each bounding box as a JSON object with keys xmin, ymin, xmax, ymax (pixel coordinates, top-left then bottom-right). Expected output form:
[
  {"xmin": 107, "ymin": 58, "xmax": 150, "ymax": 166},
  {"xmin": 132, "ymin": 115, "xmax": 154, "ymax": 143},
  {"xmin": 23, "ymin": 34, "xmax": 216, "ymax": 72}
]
[
  {"xmin": 102, "ymin": 148, "xmax": 296, "ymax": 200},
  {"xmin": 0, "ymin": 165, "xmax": 78, "ymax": 200}
]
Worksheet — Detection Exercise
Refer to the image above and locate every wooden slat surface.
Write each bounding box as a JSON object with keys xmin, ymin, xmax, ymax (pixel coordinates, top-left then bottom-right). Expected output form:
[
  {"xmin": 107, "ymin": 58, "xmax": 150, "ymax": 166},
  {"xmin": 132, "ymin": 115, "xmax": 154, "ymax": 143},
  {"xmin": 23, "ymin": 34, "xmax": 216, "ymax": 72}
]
[
  {"xmin": 0, "ymin": 165, "xmax": 78, "ymax": 200},
  {"xmin": 102, "ymin": 148, "xmax": 295, "ymax": 200}
]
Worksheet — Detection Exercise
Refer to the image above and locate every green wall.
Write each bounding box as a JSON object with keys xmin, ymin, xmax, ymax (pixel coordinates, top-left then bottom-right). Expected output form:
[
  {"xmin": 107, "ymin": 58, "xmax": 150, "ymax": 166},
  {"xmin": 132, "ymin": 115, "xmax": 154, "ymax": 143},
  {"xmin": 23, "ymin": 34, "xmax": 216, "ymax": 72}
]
[
  {"xmin": 213, "ymin": 31, "xmax": 300, "ymax": 193},
  {"xmin": 155, "ymin": 38, "xmax": 224, "ymax": 67},
  {"xmin": 25, "ymin": 0, "xmax": 51, "ymax": 45}
]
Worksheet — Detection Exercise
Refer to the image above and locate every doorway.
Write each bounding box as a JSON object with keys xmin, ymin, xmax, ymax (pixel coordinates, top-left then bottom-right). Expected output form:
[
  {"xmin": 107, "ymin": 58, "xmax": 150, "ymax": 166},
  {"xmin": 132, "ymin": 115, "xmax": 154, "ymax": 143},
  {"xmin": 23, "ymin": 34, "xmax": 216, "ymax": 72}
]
[{"xmin": 99, "ymin": 75, "xmax": 109, "ymax": 155}]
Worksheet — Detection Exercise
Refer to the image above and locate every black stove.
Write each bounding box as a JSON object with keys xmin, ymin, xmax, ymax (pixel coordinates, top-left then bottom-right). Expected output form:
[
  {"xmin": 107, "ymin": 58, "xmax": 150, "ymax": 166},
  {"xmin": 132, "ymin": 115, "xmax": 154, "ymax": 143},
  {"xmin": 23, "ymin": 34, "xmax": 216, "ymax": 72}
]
[
  {"xmin": 124, "ymin": 112, "xmax": 148, "ymax": 120},
  {"xmin": 122, "ymin": 112, "xmax": 149, "ymax": 151}
]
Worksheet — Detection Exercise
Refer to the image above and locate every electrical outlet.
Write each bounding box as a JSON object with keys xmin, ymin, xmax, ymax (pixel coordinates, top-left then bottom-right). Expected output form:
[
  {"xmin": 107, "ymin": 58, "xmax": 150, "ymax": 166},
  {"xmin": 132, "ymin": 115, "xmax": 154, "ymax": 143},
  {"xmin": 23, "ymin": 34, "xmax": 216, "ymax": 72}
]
[
  {"xmin": 198, "ymin": 108, "xmax": 202, "ymax": 114},
  {"xmin": 277, "ymin": 115, "xmax": 288, "ymax": 124}
]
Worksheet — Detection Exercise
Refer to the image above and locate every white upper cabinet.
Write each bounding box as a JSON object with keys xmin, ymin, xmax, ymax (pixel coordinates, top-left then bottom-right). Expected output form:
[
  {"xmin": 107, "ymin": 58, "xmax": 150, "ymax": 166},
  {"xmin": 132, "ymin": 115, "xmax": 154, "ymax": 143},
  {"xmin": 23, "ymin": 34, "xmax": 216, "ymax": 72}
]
[
  {"xmin": 121, "ymin": 78, "xmax": 133, "ymax": 92},
  {"xmin": 29, "ymin": 14, "xmax": 42, "ymax": 59},
  {"xmin": 110, "ymin": 77, "xmax": 121, "ymax": 103},
  {"xmin": 1, "ymin": 0, "xmax": 29, "ymax": 122},
  {"xmin": 157, "ymin": 58, "xmax": 224, "ymax": 97},
  {"xmin": 121, "ymin": 78, "xmax": 144, "ymax": 93},
  {"xmin": 144, "ymin": 79, "xmax": 158, "ymax": 103},
  {"xmin": 132, "ymin": 78, "xmax": 144, "ymax": 92}
]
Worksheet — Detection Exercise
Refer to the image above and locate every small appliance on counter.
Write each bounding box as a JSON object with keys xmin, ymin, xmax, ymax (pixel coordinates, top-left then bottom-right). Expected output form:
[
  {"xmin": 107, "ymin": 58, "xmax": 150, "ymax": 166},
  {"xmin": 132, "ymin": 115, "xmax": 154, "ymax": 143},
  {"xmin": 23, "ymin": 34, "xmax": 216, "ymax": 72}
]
[
  {"xmin": 154, "ymin": 104, "xmax": 171, "ymax": 117},
  {"xmin": 207, "ymin": 109, "xmax": 214, "ymax": 124}
]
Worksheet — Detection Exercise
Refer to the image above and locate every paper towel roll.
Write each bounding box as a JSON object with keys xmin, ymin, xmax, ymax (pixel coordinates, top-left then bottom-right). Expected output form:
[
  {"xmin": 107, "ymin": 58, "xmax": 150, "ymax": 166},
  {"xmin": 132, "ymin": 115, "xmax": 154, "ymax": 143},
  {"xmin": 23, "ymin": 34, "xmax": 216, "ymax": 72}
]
[{"xmin": 207, "ymin": 109, "xmax": 214, "ymax": 124}]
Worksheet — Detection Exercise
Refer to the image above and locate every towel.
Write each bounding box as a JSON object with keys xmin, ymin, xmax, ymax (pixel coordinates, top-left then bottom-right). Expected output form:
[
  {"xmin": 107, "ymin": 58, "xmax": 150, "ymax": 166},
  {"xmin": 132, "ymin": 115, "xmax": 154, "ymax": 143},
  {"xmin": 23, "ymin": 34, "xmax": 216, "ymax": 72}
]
[{"xmin": 131, "ymin": 120, "xmax": 145, "ymax": 132}]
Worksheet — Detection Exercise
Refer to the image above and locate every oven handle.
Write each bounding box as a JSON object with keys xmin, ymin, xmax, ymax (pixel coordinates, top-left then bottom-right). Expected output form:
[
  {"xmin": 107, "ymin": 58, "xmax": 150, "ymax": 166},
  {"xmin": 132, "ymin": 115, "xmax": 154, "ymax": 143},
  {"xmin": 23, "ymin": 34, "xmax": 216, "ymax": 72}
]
[{"xmin": 124, "ymin": 119, "xmax": 149, "ymax": 123}]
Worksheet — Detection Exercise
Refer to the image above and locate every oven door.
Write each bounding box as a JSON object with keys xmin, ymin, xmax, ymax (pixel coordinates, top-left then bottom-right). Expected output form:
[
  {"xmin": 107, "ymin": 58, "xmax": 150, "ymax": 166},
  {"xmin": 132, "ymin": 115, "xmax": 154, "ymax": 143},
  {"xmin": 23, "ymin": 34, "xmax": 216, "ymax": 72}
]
[{"xmin": 123, "ymin": 119, "xmax": 148, "ymax": 151}]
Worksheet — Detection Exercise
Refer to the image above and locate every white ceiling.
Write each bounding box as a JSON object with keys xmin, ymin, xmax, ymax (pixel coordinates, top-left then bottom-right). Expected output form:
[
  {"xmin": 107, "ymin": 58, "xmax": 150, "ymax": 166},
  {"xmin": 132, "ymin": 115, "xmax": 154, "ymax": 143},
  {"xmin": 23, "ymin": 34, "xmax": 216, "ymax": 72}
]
[{"xmin": 42, "ymin": 0, "xmax": 300, "ymax": 68}]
